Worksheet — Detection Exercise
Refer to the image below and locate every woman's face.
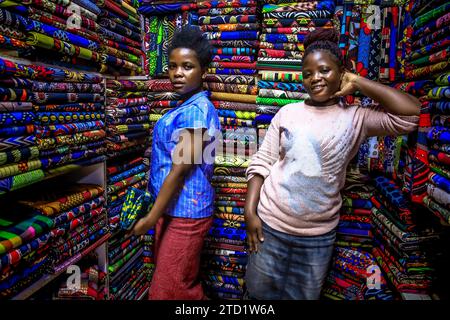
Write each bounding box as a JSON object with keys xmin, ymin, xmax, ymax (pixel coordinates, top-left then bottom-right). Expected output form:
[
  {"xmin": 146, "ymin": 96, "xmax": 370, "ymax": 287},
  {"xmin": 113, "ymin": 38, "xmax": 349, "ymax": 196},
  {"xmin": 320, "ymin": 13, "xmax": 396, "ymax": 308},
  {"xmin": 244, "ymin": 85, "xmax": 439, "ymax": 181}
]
[
  {"xmin": 168, "ymin": 48, "xmax": 204, "ymax": 97},
  {"xmin": 302, "ymin": 50, "xmax": 343, "ymax": 106}
]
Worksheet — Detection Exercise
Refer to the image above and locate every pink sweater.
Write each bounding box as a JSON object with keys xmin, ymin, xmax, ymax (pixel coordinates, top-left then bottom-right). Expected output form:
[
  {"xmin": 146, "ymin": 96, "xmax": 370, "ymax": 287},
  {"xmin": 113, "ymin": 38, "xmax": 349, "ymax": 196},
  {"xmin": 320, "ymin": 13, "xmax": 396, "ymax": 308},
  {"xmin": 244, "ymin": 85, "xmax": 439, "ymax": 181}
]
[{"xmin": 246, "ymin": 101, "xmax": 419, "ymax": 236}]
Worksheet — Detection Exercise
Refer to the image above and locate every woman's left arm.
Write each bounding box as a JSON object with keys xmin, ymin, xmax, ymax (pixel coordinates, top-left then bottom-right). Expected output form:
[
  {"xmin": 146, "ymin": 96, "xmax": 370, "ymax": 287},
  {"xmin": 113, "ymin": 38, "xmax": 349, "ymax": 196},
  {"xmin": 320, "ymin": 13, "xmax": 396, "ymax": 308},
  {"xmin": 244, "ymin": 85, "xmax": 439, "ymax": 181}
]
[
  {"xmin": 130, "ymin": 128, "xmax": 206, "ymax": 235},
  {"xmin": 334, "ymin": 72, "xmax": 421, "ymax": 116}
]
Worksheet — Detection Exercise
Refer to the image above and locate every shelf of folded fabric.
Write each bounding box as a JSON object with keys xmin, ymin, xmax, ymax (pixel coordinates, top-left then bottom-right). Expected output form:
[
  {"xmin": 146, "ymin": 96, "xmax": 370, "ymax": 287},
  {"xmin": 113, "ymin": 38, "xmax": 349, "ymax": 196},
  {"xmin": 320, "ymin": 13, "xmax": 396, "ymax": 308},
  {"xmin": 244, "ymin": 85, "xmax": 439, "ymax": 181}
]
[
  {"xmin": 395, "ymin": 1, "xmax": 450, "ymax": 299},
  {"xmin": 11, "ymin": 232, "xmax": 110, "ymax": 300},
  {"xmin": 139, "ymin": 0, "xmax": 199, "ymax": 78},
  {"xmin": 0, "ymin": 55, "xmax": 108, "ymax": 197},
  {"xmin": 108, "ymin": 233, "xmax": 148, "ymax": 300},
  {"xmin": 0, "ymin": 0, "xmax": 145, "ymax": 76}
]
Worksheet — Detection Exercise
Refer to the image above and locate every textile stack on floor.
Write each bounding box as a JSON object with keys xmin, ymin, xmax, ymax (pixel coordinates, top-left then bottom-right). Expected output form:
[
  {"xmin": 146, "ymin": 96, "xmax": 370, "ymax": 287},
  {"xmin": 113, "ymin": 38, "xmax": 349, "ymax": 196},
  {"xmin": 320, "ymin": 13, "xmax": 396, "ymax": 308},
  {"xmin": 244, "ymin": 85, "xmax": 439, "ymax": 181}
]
[
  {"xmin": 139, "ymin": 0, "xmax": 198, "ymax": 77},
  {"xmin": 397, "ymin": 0, "xmax": 450, "ymax": 299},
  {"xmin": 322, "ymin": 246, "xmax": 394, "ymax": 300},
  {"xmin": 105, "ymin": 78, "xmax": 152, "ymax": 299},
  {"xmin": 142, "ymin": 228, "xmax": 155, "ymax": 287},
  {"xmin": 321, "ymin": 168, "xmax": 395, "ymax": 300},
  {"xmin": 200, "ymin": 154, "xmax": 251, "ymax": 300},
  {"xmin": 256, "ymin": 0, "xmax": 335, "ymax": 145},
  {"xmin": 370, "ymin": 175, "xmax": 441, "ymax": 299},
  {"xmin": 0, "ymin": 56, "xmax": 107, "ymax": 195},
  {"xmin": 105, "ymin": 79, "xmax": 152, "ymax": 230},
  {"xmin": 196, "ymin": 0, "xmax": 259, "ymax": 301},
  {"xmin": 108, "ymin": 234, "xmax": 148, "ymax": 300},
  {"xmin": 53, "ymin": 263, "xmax": 107, "ymax": 300}
]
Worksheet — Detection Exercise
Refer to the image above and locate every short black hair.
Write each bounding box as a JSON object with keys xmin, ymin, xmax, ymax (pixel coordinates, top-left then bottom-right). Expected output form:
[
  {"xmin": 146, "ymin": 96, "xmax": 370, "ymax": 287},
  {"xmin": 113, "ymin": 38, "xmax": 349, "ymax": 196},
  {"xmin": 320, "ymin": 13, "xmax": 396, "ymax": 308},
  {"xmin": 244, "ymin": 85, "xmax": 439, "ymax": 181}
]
[
  {"xmin": 168, "ymin": 26, "xmax": 213, "ymax": 69},
  {"xmin": 303, "ymin": 28, "xmax": 344, "ymax": 67}
]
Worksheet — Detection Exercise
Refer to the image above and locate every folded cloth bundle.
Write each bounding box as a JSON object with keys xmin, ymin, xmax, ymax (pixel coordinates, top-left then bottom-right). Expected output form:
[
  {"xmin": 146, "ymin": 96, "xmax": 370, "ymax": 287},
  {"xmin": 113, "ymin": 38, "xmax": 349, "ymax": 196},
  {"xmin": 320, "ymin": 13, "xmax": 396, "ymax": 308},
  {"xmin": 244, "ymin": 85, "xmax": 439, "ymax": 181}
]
[{"xmin": 120, "ymin": 187, "xmax": 154, "ymax": 231}]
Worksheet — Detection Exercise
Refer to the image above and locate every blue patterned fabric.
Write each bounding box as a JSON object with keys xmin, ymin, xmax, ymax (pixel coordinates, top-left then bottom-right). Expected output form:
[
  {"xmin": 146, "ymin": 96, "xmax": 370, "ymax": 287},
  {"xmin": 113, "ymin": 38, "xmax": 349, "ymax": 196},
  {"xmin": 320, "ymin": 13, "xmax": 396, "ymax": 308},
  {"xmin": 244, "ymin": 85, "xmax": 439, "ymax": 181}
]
[{"xmin": 149, "ymin": 91, "xmax": 220, "ymax": 218}]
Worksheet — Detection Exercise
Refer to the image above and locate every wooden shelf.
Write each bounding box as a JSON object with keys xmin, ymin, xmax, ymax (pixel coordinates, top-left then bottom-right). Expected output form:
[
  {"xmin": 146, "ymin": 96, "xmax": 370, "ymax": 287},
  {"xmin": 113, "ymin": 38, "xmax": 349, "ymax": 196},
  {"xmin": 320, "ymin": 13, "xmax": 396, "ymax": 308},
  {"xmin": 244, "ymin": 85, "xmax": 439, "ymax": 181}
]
[{"xmin": 12, "ymin": 233, "xmax": 111, "ymax": 300}]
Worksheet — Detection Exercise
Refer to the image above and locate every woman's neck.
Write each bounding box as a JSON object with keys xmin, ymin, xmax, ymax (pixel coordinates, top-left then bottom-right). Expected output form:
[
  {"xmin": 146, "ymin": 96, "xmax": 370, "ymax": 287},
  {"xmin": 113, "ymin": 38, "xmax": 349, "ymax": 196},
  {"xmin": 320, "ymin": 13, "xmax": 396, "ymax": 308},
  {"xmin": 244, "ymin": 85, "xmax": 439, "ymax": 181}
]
[
  {"xmin": 306, "ymin": 97, "xmax": 340, "ymax": 107},
  {"xmin": 180, "ymin": 86, "xmax": 203, "ymax": 102}
]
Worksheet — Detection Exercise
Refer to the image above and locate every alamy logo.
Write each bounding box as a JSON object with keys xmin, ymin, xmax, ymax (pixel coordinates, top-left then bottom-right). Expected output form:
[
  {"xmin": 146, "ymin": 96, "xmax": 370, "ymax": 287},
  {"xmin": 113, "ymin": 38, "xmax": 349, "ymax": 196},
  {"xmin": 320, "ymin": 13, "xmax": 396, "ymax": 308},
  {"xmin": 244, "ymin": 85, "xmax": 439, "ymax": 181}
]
[
  {"xmin": 66, "ymin": 4, "xmax": 82, "ymax": 30},
  {"xmin": 366, "ymin": 264, "xmax": 381, "ymax": 290},
  {"xmin": 66, "ymin": 265, "xmax": 81, "ymax": 290},
  {"xmin": 366, "ymin": 5, "xmax": 381, "ymax": 30}
]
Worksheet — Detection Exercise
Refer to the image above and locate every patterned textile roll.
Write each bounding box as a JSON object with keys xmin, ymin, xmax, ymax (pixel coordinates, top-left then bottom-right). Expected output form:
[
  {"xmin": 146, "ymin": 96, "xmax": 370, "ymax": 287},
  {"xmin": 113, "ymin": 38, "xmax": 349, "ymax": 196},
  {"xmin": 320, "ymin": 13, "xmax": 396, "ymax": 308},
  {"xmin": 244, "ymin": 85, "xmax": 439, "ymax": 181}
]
[
  {"xmin": 0, "ymin": 124, "xmax": 34, "ymax": 137},
  {"xmin": 37, "ymin": 130, "xmax": 106, "ymax": 150},
  {"xmin": 35, "ymin": 121, "xmax": 104, "ymax": 138},
  {"xmin": 258, "ymin": 88, "xmax": 309, "ymax": 100},
  {"xmin": 0, "ymin": 87, "xmax": 32, "ymax": 102},
  {"xmin": 258, "ymin": 80, "xmax": 305, "ymax": 91},
  {"xmin": 259, "ymin": 48, "xmax": 303, "ymax": 59},
  {"xmin": 204, "ymin": 82, "xmax": 258, "ymax": 95},
  {"xmin": 32, "ymin": 82, "xmax": 104, "ymax": 93},
  {"xmin": 259, "ymin": 41, "xmax": 304, "ymax": 51},
  {"xmin": 212, "ymin": 101, "xmax": 256, "ymax": 111},
  {"xmin": 0, "ymin": 57, "xmax": 102, "ymax": 83},
  {"xmin": 207, "ymin": 68, "xmax": 257, "ymax": 75},
  {"xmin": 37, "ymin": 111, "xmax": 104, "ymax": 125},
  {"xmin": 204, "ymin": 74, "xmax": 256, "ymax": 85},
  {"xmin": 0, "ymin": 169, "xmax": 45, "ymax": 194},
  {"xmin": 0, "ymin": 111, "xmax": 34, "ymax": 126},
  {"xmin": 210, "ymin": 92, "xmax": 257, "ymax": 104},
  {"xmin": 106, "ymin": 80, "xmax": 150, "ymax": 91},
  {"xmin": 212, "ymin": 55, "xmax": 255, "ymax": 63},
  {"xmin": 0, "ymin": 146, "xmax": 39, "ymax": 166},
  {"xmin": 0, "ymin": 135, "xmax": 35, "ymax": 152},
  {"xmin": 199, "ymin": 15, "xmax": 257, "ymax": 25},
  {"xmin": 0, "ymin": 101, "xmax": 33, "ymax": 112},
  {"xmin": 26, "ymin": 32, "xmax": 102, "ymax": 63},
  {"xmin": 0, "ymin": 159, "xmax": 43, "ymax": 178},
  {"xmin": 34, "ymin": 103, "xmax": 104, "ymax": 113},
  {"xmin": 200, "ymin": 23, "xmax": 259, "ymax": 32},
  {"xmin": 259, "ymin": 70, "xmax": 303, "ymax": 83},
  {"xmin": 256, "ymin": 96, "xmax": 303, "ymax": 106}
]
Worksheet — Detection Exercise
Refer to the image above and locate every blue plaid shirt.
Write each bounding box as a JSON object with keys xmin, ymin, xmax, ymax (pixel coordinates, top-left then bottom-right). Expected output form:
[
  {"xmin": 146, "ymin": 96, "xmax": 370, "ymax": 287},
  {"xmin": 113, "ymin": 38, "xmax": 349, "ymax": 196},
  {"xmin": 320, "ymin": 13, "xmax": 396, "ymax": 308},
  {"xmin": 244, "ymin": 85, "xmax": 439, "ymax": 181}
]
[{"xmin": 149, "ymin": 91, "xmax": 221, "ymax": 218}]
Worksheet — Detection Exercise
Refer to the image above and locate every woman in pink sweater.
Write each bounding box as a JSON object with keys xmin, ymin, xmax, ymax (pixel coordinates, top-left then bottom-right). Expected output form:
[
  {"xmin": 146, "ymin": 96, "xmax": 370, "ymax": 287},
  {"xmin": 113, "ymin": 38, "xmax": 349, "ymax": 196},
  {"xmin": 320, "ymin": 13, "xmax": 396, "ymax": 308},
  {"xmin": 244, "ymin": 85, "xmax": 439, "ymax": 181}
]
[{"xmin": 244, "ymin": 28, "xmax": 421, "ymax": 300}]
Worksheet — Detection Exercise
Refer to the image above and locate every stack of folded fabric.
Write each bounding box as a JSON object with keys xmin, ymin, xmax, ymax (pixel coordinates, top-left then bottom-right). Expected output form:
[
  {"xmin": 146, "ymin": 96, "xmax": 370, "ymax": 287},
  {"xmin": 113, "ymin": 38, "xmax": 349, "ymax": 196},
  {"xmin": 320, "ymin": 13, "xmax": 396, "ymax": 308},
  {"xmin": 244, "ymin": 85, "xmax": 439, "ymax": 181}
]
[
  {"xmin": 201, "ymin": 155, "xmax": 250, "ymax": 300},
  {"xmin": 147, "ymin": 80, "xmax": 180, "ymax": 127},
  {"xmin": 0, "ymin": 5, "xmax": 32, "ymax": 55},
  {"xmin": 322, "ymin": 167, "xmax": 395, "ymax": 300},
  {"xmin": 336, "ymin": 169, "xmax": 375, "ymax": 250},
  {"xmin": 0, "ymin": 69, "xmax": 38, "ymax": 194},
  {"xmin": 33, "ymin": 71, "xmax": 107, "ymax": 175},
  {"xmin": 335, "ymin": 1, "xmax": 409, "ymax": 83},
  {"xmin": 371, "ymin": 175, "xmax": 440, "ymax": 298},
  {"xmin": 108, "ymin": 234, "xmax": 148, "ymax": 300},
  {"xmin": 322, "ymin": 246, "xmax": 395, "ymax": 300},
  {"xmin": 1, "ymin": 56, "xmax": 107, "ymax": 195},
  {"xmin": 397, "ymin": 1, "xmax": 450, "ymax": 206},
  {"xmin": 95, "ymin": 0, "xmax": 145, "ymax": 75},
  {"xmin": 0, "ymin": 198, "xmax": 54, "ymax": 299},
  {"xmin": 256, "ymin": 0, "xmax": 336, "ymax": 144},
  {"xmin": 142, "ymin": 228, "xmax": 155, "ymax": 287},
  {"xmin": 139, "ymin": 0, "xmax": 198, "ymax": 77},
  {"xmin": 54, "ymin": 263, "xmax": 107, "ymax": 300},
  {"xmin": 105, "ymin": 79, "xmax": 151, "ymax": 230},
  {"xmin": 106, "ymin": 155, "xmax": 149, "ymax": 230},
  {"xmin": 0, "ymin": 0, "xmax": 144, "ymax": 75},
  {"xmin": 198, "ymin": 0, "xmax": 259, "ymax": 134},
  {"xmin": 18, "ymin": 183, "xmax": 108, "ymax": 270}
]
